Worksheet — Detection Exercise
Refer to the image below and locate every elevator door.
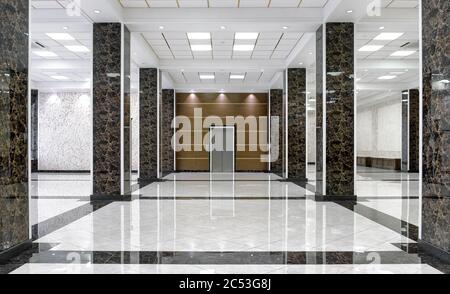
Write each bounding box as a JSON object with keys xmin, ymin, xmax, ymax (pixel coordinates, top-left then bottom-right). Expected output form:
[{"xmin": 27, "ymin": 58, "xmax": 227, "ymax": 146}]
[{"xmin": 210, "ymin": 126, "xmax": 235, "ymax": 173}]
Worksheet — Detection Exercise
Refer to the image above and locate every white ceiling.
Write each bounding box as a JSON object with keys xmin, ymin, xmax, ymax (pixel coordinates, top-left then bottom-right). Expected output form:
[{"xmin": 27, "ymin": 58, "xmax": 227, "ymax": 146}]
[
  {"xmin": 118, "ymin": 0, "xmax": 330, "ymax": 8},
  {"xmin": 30, "ymin": 0, "xmax": 420, "ymax": 102}
]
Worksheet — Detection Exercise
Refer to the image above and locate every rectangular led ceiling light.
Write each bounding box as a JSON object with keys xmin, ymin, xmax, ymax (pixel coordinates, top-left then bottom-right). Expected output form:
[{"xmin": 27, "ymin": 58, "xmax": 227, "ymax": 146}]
[
  {"xmin": 377, "ymin": 75, "xmax": 397, "ymax": 80},
  {"xmin": 235, "ymin": 32, "xmax": 259, "ymax": 40},
  {"xmin": 191, "ymin": 44, "xmax": 212, "ymax": 51},
  {"xmin": 358, "ymin": 45, "xmax": 384, "ymax": 52},
  {"xmin": 390, "ymin": 50, "xmax": 416, "ymax": 57},
  {"xmin": 373, "ymin": 32, "xmax": 404, "ymax": 41},
  {"xmin": 199, "ymin": 74, "xmax": 215, "ymax": 80},
  {"xmin": 33, "ymin": 51, "xmax": 58, "ymax": 57},
  {"xmin": 233, "ymin": 44, "xmax": 255, "ymax": 51},
  {"xmin": 46, "ymin": 33, "xmax": 75, "ymax": 41},
  {"xmin": 65, "ymin": 45, "xmax": 90, "ymax": 52},
  {"xmin": 187, "ymin": 32, "xmax": 211, "ymax": 40},
  {"xmin": 51, "ymin": 75, "xmax": 69, "ymax": 80},
  {"xmin": 230, "ymin": 74, "xmax": 245, "ymax": 79}
]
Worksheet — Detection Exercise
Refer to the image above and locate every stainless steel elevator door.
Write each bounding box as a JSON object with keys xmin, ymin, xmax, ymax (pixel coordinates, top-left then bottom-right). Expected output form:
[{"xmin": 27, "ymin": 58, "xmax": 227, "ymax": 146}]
[{"xmin": 210, "ymin": 126, "xmax": 235, "ymax": 173}]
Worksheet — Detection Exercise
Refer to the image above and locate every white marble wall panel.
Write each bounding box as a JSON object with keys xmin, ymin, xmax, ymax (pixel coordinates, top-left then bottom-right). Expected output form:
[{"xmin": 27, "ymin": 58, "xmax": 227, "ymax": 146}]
[
  {"xmin": 38, "ymin": 92, "xmax": 91, "ymax": 171},
  {"xmin": 357, "ymin": 101, "xmax": 401, "ymax": 159},
  {"xmin": 307, "ymin": 110, "xmax": 316, "ymax": 163},
  {"xmin": 131, "ymin": 62, "xmax": 139, "ymax": 172}
]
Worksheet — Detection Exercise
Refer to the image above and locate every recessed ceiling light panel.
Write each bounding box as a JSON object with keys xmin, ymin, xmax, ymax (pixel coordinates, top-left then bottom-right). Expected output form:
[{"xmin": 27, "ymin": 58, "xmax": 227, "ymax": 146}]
[
  {"xmin": 46, "ymin": 33, "xmax": 75, "ymax": 41},
  {"xmin": 358, "ymin": 45, "xmax": 384, "ymax": 52},
  {"xmin": 33, "ymin": 51, "xmax": 58, "ymax": 57},
  {"xmin": 235, "ymin": 32, "xmax": 259, "ymax": 40},
  {"xmin": 51, "ymin": 75, "xmax": 69, "ymax": 80},
  {"xmin": 374, "ymin": 32, "xmax": 404, "ymax": 41},
  {"xmin": 187, "ymin": 32, "xmax": 211, "ymax": 40},
  {"xmin": 199, "ymin": 74, "xmax": 215, "ymax": 80},
  {"xmin": 65, "ymin": 45, "xmax": 90, "ymax": 53},
  {"xmin": 191, "ymin": 44, "xmax": 212, "ymax": 51},
  {"xmin": 378, "ymin": 75, "xmax": 397, "ymax": 80},
  {"xmin": 390, "ymin": 50, "xmax": 416, "ymax": 57}
]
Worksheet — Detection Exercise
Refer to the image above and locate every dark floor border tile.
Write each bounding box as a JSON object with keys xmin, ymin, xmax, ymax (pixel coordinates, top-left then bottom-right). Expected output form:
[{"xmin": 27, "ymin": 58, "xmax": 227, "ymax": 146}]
[
  {"xmin": 335, "ymin": 201, "xmax": 419, "ymax": 241},
  {"xmin": 31, "ymin": 201, "xmax": 113, "ymax": 240},
  {"xmin": 138, "ymin": 196, "xmax": 308, "ymax": 200},
  {"xmin": 418, "ymin": 240, "xmax": 450, "ymax": 264},
  {"xmin": 5, "ymin": 249, "xmax": 444, "ymax": 269}
]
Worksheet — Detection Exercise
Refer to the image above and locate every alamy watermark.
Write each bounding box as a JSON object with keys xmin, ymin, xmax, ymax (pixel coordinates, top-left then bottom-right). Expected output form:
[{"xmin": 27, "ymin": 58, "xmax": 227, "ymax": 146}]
[{"xmin": 171, "ymin": 108, "xmax": 280, "ymax": 163}]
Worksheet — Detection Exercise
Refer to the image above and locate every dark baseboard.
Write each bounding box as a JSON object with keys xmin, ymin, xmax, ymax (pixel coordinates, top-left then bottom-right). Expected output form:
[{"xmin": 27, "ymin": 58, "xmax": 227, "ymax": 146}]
[
  {"xmin": 138, "ymin": 178, "xmax": 166, "ymax": 185},
  {"xmin": 0, "ymin": 239, "xmax": 32, "ymax": 263},
  {"xmin": 419, "ymin": 239, "xmax": 450, "ymax": 263},
  {"xmin": 357, "ymin": 157, "xmax": 401, "ymax": 171},
  {"xmin": 36, "ymin": 170, "xmax": 91, "ymax": 174},
  {"xmin": 315, "ymin": 195, "xmax": 357, "ymax": 202},
  {"xmin": 279, "ymin": 178, "xmax": 308, "ymax": 183},
  {"xmin": 90, "ymin": 194, "xmax": 132, "ymax": 201}
]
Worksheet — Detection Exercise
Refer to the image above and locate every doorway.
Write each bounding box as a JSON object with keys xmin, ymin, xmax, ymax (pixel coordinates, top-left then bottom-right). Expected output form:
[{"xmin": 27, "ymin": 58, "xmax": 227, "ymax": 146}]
[{"xmin": 209, "ymin": 126, "xmax": 235, "ymax": 173}]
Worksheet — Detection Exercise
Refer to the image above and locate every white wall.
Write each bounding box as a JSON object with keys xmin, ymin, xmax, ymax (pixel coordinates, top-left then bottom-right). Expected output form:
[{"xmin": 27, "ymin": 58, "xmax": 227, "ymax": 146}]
[
  {"xmin": 357, "ymin": 101, "xmax": 402, "ymax": 159},
  {"xmin": 38, "ymin": 92, "xmax": 91, "ymax": 171},
  {"xmin": 131, "ymin": 62, "xmax": 139, "ymax": 172},
  {"xmin": 307, "ymin": 110, "xmax": 316, "ymax": 163},
  {"xmin": 38, "ymin": 89, "xmax": 140, "ymax": 172},
  {"xmin": 131, "ymin": 88, "xmax": 139, "ymax": 172}
]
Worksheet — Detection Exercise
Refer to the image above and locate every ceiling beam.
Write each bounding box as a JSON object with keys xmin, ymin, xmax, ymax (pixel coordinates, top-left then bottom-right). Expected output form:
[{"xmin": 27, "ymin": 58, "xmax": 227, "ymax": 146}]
[
  {"xmin": 357, "ymin": 83, "xmax": 415, "ymax": 91},
  {"xmin": 159, "ymin": 59, "xmax": 285, "ymax": 72},
  {"xmin": 358, "ymin": 59, "xmax": 419, "ymax": 70},
  {"xmin": 173, "ymin": 83, "xmax": 270, "ymax": 93},
  {"xmin": 122, "ymin": 8, "xmax": 324, "ymax": 23},
  {"xmin": 32, "ymin": 81, "xmax": 91, "ymax": 91},
  {"xmin": 31, "ymin": 60, "xmax": 91, "ymax": 70}
]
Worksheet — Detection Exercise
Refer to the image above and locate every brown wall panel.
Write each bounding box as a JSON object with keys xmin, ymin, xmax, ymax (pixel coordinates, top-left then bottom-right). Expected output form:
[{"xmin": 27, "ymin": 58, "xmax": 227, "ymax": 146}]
[{"xmin": 176, "ymin": 93, "xmax": 269, "ymax": 172}]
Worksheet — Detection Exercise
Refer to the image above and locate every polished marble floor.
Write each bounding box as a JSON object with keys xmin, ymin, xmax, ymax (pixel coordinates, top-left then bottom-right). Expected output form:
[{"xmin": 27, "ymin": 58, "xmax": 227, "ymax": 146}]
[{"xmin": 2, "ymin": 167, "xmax": 448, "ymax": 274}]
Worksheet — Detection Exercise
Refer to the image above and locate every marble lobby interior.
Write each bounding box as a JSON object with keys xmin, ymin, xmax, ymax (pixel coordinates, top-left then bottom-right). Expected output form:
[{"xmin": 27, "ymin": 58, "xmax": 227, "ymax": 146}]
[{"xmin": 1, "ymin": 0, "xmax": 449, "ymax": 275}]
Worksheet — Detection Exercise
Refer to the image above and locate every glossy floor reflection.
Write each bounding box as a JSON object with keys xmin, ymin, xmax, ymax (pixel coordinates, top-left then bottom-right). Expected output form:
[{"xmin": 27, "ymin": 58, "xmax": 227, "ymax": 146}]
[{"xmin": 2, "ymin": 170, "xmax": 448, "ymax": 274}]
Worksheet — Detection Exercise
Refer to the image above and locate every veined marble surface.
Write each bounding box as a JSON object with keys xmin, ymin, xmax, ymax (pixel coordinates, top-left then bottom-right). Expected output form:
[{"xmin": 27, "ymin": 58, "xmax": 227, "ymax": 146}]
[{"xmin": 38, "ymin": 92, "xmax": 91, "ymax": 171}]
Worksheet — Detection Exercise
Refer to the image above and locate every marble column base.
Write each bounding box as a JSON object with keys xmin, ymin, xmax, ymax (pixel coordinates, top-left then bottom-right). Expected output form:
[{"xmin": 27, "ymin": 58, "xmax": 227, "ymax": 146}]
[
  {"xmin": 419, "ymin": 240, "xmax": 450, "ymax": 264},
  {"xmin": 90, "ymin": 194, "xmax": 132, "ymax": 202},
  {"xmin": 0, "ymin": 239, "xmax": 32, "ymax": 263},
  {"xmin": 314, "ymin": 195, "xmax": 357, "ymax": 202}
]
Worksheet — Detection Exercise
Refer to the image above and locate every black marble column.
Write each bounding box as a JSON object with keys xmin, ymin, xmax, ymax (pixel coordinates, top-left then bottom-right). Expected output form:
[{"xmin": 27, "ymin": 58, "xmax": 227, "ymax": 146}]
[
  {"xmin": 421, "ymin": 0, "xmax": 450, "ymax": 260},
  {"xmin": 401, "ymin": 91, "xmax": 408, "ymax": 172},
  {"xmin": 31, "ymin": 89, "xmax": 38, "ymax": 172},
  {"xmin": 315, "ymin": 23, "xmax": 355, "ymax": 201},
  {"xmin": 287, "ymin": 68, "xmax": 307, "ymax": 182},
  {"xmin": 161, "ymin": 89, "xmax": 175, "ymax": 177},
  {"xmin": 270, "ymin": 89, "xmax": 283, "ymax": 177},
  {"xmin": 0, "ymin": 0, "xmax": 30, "ymax": 258},
  {"xmin": 92, "ymin": 23, "xmax": 131, "ymax": 199},
  {"xmin": 139, "ymin": 68, "xmax": 158, "ymax": 183},
  {"xmin": 401, "ymin": 89, "xmax": 420, "ymax": 173}
]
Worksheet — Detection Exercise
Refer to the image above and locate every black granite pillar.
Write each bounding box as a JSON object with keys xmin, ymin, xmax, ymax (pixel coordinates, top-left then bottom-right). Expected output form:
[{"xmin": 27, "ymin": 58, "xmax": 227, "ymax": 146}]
[
  {"xmin": 92, "ymin": 23, "xmax": 131, "ymax": 199},
  {"xmin": 401, "ymin": 91, "xmax": 408, "ymax": 172},
  {"xmin": 315, "ymin": 23, "xmax": 355, "ymax": 201},
  {"xmin": 139, "ymin": 68, "xmax": 158, "ymax": 183},
  {"xmin": 287, "ymin": 68, "xmax": 307, "ymax": 182},
  {"xmin": 31, "ymin": 89, "xmax": 38, "ymax": 172},
  {"xmin": 401, "ymin": 89, "xmax": 420, "ymax": 173},
  {"xmin": 421, "ymin": 0, "xmax": 450, "ymax": 260},
  {"xmin": 270, "ymin": 89, "xmax": 283, "ymax": 177},
  {"xmin": 161, "ymin": 89, "xmax": 175, "ymax": 177},
  {"xmin": 0, "ymin": 0, "xmax": 30, "ymax": 258}
]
